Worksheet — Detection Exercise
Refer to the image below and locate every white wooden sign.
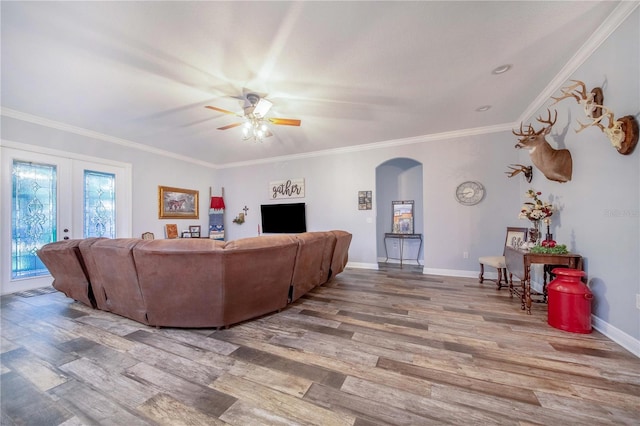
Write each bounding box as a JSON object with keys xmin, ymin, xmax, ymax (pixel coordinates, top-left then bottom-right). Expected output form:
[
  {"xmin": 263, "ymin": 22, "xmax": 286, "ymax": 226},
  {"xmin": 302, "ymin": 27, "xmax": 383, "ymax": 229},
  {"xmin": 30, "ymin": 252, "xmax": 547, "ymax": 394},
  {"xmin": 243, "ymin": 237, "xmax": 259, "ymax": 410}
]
[{"xmin": 270, "ymin": 178, "xmax": 305, "ymax": 199}]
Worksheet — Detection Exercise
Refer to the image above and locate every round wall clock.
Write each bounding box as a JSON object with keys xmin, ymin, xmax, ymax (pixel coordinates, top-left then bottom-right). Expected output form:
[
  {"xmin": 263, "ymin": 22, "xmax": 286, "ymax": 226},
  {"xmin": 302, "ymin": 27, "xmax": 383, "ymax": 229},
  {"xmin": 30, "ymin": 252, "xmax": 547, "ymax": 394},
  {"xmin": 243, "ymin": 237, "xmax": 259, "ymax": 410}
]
[{"xmin": 455, "ymin": 181, "xmax": 485, "ymax": 206}]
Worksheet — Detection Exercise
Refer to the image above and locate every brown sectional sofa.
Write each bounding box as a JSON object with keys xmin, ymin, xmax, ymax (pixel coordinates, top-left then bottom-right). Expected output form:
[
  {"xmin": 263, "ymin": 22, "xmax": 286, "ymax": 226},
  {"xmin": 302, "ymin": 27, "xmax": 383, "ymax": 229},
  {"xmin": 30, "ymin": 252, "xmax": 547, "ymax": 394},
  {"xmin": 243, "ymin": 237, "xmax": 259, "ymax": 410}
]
[{"xmin": 37, "ymin": 230, "xmax": 352, "ymax": 328}]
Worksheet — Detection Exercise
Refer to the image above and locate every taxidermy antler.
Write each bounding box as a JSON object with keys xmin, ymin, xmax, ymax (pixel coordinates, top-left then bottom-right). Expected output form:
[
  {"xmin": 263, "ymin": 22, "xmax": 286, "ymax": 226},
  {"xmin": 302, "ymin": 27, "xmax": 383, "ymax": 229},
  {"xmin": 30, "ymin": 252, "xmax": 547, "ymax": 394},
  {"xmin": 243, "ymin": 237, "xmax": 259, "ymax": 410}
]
[
  {"xmin": 513, "ymin": 109, "xmax": 572, "ymax": 183},
  {"xmin": 505, "ymin": 164, "xmax": 533, "ymax": 183},
  {"xmin": 551, "ymin": 80, "xmax": 639, "ymax": 155},
  {"xmin": 574, "ymin": 105, "xmax": 638, "ymax": 155},
  {"xmin": 550, "ymin": 80, "xmax": 603, "ymax": 119}
]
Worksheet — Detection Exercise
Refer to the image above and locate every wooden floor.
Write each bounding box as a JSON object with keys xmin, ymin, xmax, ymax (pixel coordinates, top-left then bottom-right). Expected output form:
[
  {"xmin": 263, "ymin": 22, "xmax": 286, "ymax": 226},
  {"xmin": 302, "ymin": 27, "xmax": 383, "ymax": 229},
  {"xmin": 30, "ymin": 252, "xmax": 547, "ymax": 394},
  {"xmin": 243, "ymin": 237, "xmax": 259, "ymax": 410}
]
[{"xmin": 2, "ymin": 265, "xmax": 639, "ymax": 425}]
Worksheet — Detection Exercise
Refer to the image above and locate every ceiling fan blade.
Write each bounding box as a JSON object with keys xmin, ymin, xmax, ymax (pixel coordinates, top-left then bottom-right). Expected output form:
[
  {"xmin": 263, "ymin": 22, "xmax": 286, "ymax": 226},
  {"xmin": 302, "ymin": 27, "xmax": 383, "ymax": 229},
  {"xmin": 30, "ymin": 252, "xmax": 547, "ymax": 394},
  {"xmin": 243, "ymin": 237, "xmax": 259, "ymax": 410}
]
[
  {"xmin": 268, "ymin": 118, "xmax": 301, "ymax": 126},
  {"xmin": 217, "ymin": 122, "xmax": 243, "ymax": 130},
  {"xmin": 205, "ymin": 105, "xmax": 240, "ymax": 116}
]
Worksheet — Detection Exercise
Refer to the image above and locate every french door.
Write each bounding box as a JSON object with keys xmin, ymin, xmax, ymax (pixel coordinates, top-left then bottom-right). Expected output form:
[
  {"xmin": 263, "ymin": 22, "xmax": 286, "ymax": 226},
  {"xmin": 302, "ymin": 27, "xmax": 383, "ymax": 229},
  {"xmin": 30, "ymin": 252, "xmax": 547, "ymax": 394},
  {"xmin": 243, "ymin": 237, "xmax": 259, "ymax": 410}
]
[{"xmin": 1, "ymin": 143, "xmax": 131, "ymax": 294}]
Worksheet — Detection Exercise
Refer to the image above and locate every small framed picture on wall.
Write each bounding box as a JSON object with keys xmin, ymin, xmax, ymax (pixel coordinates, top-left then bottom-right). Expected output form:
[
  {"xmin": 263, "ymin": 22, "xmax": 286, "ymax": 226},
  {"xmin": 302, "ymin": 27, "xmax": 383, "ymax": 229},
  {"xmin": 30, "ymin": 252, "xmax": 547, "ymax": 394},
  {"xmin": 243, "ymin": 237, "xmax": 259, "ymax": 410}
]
[{"xmin": 358, "ymin": 190, "xmax": 372, "ymax": 210}]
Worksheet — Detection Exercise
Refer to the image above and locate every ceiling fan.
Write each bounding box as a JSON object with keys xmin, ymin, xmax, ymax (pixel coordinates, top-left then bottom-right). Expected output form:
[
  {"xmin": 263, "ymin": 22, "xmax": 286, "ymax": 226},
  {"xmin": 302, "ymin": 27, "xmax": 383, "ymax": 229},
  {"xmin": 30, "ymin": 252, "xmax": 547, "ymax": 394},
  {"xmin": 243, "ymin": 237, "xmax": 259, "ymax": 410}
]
[{"xmin": 205, "ymin": 89, "xmax": 301, "ymax": 141}]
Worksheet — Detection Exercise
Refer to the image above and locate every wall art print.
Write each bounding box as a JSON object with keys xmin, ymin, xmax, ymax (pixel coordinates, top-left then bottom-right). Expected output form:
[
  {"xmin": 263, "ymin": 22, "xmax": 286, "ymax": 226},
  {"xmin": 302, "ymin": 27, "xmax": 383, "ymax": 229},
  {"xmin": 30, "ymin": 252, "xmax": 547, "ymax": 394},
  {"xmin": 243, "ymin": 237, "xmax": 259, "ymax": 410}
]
[
  {"xmin": 358, "ymin": 190, "xmax": 372, "ymax": 210},
  {"xmin": 158, "ymin": 186, "xmax": 199, "ymax": 219},
  {"xmin": 270, "ymin": 178, "xmax": 305, "ymax": 200}
]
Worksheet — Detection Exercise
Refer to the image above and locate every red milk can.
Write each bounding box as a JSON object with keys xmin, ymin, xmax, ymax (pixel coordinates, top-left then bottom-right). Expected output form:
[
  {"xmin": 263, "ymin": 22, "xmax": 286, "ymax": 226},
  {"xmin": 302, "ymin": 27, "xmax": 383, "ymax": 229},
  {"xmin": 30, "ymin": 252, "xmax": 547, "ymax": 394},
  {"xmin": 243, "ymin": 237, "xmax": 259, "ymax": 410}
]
[{"xmin": 547, "ymin": 268, "xmax": 592, "ymax": 333}]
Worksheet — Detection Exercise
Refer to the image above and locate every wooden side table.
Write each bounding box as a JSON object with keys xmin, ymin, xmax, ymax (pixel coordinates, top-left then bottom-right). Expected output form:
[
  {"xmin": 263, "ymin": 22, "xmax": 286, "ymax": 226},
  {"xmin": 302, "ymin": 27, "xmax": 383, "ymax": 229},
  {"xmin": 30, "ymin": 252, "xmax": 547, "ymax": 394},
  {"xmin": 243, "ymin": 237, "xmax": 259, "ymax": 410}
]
[{"xmin": 505, "ymin": 247, "xmax": 582, "ymax": 314}]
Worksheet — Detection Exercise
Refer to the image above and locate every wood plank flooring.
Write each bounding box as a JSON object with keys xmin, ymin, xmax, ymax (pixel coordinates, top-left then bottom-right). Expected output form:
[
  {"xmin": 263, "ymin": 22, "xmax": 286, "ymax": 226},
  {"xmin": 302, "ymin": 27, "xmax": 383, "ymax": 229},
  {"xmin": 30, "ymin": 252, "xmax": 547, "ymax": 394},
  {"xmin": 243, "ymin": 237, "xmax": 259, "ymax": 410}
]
[{"xmin": 2, "ymin": 265, "xmax": 639, "ymax": 425}]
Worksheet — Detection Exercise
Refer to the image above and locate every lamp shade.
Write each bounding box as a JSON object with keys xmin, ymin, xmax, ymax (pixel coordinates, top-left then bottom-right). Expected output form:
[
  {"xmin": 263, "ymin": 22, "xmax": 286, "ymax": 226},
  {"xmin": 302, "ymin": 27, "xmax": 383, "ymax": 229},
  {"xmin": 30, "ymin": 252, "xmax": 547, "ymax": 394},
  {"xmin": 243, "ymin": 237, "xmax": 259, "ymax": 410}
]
[{"xmin": 210, "ymin": 196, "xmax": 225, "ymax": 210}]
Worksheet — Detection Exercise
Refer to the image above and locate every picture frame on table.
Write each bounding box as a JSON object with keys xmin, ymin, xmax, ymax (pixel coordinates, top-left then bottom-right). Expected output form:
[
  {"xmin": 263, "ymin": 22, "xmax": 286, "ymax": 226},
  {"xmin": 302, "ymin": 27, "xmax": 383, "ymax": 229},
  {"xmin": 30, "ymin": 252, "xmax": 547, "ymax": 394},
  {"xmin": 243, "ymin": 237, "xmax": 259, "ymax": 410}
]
[
  {"xmin": 392, "ymin": 200, "xmax": 414, "ymax": 234},
  {"xmin": 505, "ymin": 227, "xmax": 527, "ymax": 249},
  {"xmin": 189, "ymin": 225, "xmax": 201, "ymax": 238},
  {"xmin": 158, "ymin": 186, "xmax": 199, "ymax": 219},
  {"xmin": 181, "ymin": 231, "xmax": 192, "ymax": 238},
  {"xmin": 165, "ymin": 224, "xmax": 178, "ymax": 239}
]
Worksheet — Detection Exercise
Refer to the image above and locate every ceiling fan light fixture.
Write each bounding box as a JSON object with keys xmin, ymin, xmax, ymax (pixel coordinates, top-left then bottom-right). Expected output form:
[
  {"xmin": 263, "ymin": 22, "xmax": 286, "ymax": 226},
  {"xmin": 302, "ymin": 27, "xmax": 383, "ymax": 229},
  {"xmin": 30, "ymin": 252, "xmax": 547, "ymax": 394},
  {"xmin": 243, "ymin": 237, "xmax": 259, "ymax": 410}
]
[
  {"xmin": 208, "ymin": 89, "xmax": 299, "ymax": 143},
  {"xmin": 253, "ymin": 98, "xmax": 273, "ymax": 118},
  {"xmin": 242, "ymin": 117, "xmax": 269, "ymax": 142}
]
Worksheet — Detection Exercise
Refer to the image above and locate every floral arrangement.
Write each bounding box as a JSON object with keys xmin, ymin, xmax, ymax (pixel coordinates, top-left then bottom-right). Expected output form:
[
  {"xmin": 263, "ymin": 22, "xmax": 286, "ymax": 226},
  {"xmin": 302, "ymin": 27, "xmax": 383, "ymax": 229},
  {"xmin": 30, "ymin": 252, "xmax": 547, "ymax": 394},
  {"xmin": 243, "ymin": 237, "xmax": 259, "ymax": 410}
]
[{"xmin": 519, "ymin": 189, "xmax": 553, "ymax": 222}]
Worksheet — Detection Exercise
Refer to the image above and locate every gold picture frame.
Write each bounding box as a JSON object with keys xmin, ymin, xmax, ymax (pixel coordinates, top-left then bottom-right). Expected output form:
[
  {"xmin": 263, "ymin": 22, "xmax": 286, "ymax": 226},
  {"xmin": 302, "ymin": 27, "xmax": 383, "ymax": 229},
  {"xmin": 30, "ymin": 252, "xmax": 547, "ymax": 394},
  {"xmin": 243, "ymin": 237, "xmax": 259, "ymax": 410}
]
[{"xmin": 158, "ymin": 186, "xmax": 199, "ymax": 219}]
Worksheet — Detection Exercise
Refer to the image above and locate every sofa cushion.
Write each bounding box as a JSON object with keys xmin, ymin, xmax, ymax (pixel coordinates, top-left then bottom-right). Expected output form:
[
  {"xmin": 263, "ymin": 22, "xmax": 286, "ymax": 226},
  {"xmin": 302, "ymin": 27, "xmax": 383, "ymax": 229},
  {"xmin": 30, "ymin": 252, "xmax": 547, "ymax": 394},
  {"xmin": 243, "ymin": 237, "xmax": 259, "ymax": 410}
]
[
  {"xmin": 133, "ymin": 239, "xmax": 225, "ymax": 327},
  {"xmin": 290, "ymin": 231, "xmax": 336, "ymax": 302},
  {"xmin": 82, "ymin": 238, "xmax": 150, "ymax": 324},
  {"xmin": 36, "ymin": 238, "xmax": 101, "ymax": 308},
  {"xmin": 329, "ymin": 230, "xmax": 352, "ymax": 279},
  {"xmin": 221, "ymin": 235, "xmax": 298, "ymax": 326}
]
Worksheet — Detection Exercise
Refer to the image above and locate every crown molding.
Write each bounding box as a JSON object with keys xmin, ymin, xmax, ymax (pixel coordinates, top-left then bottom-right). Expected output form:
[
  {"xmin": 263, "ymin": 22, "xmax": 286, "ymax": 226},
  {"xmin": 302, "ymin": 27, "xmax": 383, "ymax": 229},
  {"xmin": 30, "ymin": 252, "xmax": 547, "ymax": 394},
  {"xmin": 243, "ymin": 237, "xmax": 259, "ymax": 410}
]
[
  {"xmin": 518, "ymin": 1, "xmax": 640, "ymax": 124},
  {"xmin": 0, "ymin": 108, "xmax": 218, "ymax": 169},
  {"xmin": 2, "ymin": 105, "xmax": 517, "ymax": 170},
  {"xmin": 218, "ymin": 122, "xmax": 517, "ymax": 169}
]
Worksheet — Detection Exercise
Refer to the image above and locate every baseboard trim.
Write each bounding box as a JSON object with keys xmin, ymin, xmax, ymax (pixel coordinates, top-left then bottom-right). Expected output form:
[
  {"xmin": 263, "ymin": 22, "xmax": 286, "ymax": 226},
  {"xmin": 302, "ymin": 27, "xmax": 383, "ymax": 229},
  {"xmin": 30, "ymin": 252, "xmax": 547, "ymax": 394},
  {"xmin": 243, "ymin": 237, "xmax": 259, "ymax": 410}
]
[
  {"xmin": 592, "ymin": 315, "xmax": 640, "ymax": 358},
  {"xmin": 422, "ymin": 268, "xmax": 479, "ymax": 278},
  {"xmin": 346, "ymin": 262, "xmax": 379, "ymax": 270}
]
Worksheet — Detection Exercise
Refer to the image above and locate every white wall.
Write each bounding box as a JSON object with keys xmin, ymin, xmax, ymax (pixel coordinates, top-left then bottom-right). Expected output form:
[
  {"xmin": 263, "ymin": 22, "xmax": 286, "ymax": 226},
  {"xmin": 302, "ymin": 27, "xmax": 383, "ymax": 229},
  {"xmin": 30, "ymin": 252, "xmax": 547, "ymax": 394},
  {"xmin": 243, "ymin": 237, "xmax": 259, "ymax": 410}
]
[
  {"xmin": 517, "ymin": 9, "xmax": 639, "ymax": 352},
  {"xmin": 218, "ymin": 131, "xmax": 521, "ymax": 273}
]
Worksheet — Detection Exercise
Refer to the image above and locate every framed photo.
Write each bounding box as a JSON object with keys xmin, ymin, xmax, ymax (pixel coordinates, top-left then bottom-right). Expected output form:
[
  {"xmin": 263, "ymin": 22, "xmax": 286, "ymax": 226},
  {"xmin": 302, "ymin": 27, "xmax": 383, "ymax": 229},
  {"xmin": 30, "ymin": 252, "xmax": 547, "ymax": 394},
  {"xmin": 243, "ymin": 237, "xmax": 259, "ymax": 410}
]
[
  {"xmin": 505, "ymin": 227, "xmax": 527, "ymax": 249},
  {"xmin": 165, "ymin": 224, "xmax": 178, "ymax": 239},
  {"xmin": 182, "ymin": 231, "xmax": 192, "ymax": 238},
  {"xmin": 392, "ymin": 200, "xmax": 414, "ymax": 234},
  {"xmin": 358, "ymin": 190, "xmax": 372, "ymax": 210},
  {"xmin": 159, "ymin": 186, "xmax": 199, "ymax": 219},
  {"xmin": 189, "ymin": 225, "xmax": 201, "ymax": 238}
]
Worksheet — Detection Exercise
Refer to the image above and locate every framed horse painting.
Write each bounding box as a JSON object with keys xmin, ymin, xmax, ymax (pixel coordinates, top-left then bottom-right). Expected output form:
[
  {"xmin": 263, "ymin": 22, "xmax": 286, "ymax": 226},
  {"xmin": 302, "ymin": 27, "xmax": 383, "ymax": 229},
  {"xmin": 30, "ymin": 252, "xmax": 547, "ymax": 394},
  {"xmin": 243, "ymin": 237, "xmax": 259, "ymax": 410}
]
[{"xmin": 158, "ymin": 186, "xmax": 199, "ymax": 219}]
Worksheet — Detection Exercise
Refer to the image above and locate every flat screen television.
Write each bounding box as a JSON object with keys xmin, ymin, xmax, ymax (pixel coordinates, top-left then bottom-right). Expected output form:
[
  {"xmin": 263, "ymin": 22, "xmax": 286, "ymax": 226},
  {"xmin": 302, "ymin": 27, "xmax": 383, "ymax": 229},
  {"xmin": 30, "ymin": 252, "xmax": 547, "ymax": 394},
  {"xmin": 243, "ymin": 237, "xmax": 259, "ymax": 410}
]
[{"xmin": 260, "ymin": 202, "xmax": 307, "ymax": 234}]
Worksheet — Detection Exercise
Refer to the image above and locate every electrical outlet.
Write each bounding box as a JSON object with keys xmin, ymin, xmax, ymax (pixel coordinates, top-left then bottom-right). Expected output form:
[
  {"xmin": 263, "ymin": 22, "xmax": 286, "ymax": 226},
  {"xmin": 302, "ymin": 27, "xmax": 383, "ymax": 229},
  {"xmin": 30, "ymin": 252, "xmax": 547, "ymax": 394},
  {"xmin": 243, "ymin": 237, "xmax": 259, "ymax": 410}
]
[{"xmin": 463, "ymin": 251, "xmax": 469, "ymax": 259}]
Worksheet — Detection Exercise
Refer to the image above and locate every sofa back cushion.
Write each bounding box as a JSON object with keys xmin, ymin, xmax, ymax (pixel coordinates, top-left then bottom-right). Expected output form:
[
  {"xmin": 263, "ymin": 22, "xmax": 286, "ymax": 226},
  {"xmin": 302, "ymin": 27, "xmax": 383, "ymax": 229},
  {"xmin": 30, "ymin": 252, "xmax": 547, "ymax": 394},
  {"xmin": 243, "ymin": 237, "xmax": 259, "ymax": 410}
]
[
  {"xmin": 221, "ymin": 235, "xmax": 298, "ymax": 326},
  {"xmin": 290, "ymin": 232, "xmax": 336, "ymax": 302},
  {"xmin": 82, "ymin": 238, "xmax": 149, "ymax": 324},
  {"xmin": 133, "ymin": 239, "xmax": 226, "ymax": 327},
  {"xmin": 329, "ymin": 230, "xmax": 352, "ymax": 279},
  {"xmin": 36, "ymin": 238, "xmax": 100, "ymax": 308}
]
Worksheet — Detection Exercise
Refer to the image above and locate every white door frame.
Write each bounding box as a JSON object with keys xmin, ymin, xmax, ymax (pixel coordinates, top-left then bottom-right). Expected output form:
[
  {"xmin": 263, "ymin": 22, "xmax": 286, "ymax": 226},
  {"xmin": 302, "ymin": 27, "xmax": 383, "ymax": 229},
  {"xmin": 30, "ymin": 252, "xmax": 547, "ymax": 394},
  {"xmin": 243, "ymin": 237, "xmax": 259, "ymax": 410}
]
[{"xmin": 0, "ymin": 140, "xmax": 132, "ymax": 295}]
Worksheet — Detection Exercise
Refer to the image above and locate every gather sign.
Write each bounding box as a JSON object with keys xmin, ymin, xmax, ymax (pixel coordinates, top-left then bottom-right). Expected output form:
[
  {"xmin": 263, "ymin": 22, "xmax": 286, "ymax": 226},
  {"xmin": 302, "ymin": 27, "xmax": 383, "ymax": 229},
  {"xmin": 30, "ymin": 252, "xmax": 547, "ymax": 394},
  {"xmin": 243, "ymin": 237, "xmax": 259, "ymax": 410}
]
[{"xmin": 270, "ymin": 178, "xmax": 305, "ymax": 199}]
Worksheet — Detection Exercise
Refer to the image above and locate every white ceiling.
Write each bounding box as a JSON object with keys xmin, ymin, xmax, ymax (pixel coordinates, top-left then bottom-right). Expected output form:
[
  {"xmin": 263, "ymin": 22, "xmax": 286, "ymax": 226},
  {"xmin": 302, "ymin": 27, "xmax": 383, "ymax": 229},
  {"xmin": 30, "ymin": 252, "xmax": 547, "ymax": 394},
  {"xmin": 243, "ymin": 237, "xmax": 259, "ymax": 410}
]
[{"xmin": 1, "ymin": 1, "xmax": 633, "ymax": 166}]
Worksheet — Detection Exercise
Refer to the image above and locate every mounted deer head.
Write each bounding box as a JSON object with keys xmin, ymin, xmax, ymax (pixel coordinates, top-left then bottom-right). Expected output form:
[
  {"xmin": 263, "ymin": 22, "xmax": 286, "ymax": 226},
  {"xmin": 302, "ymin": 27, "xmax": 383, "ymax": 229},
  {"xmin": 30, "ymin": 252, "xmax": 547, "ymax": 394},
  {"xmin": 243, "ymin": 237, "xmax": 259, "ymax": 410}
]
[
  {"xmin": 551, "ymin": 79, "xmax": 638, "ymax": 155},
  {"xmin": 505, "ymin": 164, "xmax": 533, "ymax": 183},
  {"xmin": 513, "ymin": 109, "xmax": 572, "ymax": 183}
]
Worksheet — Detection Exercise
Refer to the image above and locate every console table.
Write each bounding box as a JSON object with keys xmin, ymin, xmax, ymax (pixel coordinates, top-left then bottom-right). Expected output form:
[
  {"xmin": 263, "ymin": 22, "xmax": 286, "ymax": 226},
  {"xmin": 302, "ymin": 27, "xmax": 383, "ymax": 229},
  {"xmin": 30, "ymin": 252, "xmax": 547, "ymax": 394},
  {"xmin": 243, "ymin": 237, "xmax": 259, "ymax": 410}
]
[
  {"xmin": 505, "ymin": 247, "xmax": 582, "ymax": 314},
  {"xmin": 384, "ymin": 233, "xmax": 422, "ymax": 267}
]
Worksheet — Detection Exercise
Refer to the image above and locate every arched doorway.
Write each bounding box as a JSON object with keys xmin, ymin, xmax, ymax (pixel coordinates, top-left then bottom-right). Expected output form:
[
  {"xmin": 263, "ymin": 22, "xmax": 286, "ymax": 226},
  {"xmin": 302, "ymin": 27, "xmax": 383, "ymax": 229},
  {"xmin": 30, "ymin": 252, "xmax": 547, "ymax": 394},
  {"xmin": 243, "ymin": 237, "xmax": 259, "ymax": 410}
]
[{"xmin": 375, "ymin": 158, "xmax": 424, "ymax": 266}]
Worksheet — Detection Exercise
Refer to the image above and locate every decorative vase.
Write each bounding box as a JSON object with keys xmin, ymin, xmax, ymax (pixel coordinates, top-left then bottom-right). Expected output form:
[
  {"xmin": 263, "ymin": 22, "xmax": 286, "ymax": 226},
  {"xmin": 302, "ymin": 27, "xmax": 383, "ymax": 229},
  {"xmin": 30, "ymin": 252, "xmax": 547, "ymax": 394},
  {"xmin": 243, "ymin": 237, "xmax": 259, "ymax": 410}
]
[{"xmin": 529, "ymin": 221, "xmax": 541, "ymax": 245}]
